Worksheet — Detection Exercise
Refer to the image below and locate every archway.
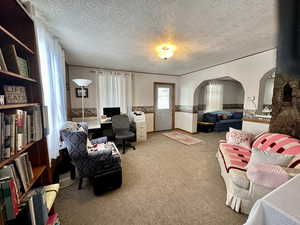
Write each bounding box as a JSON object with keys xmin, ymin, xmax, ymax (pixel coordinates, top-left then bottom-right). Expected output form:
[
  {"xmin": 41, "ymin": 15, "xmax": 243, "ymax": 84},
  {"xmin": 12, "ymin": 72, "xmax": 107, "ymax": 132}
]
[
  {"xmin": 193, "ymin": 76, "xmax": 245, "ymax": 131},
  {"xmin": 257, "ymin": 68, "xmax": 276, "ymax": 115}
]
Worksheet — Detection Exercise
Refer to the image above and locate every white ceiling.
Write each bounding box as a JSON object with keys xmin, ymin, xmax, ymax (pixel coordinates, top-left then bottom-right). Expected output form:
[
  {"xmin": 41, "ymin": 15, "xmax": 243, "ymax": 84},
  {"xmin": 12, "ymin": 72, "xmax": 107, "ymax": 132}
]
[{"xmin": 32, "ymin": 0, "xmax": 277, "ymax": 76}]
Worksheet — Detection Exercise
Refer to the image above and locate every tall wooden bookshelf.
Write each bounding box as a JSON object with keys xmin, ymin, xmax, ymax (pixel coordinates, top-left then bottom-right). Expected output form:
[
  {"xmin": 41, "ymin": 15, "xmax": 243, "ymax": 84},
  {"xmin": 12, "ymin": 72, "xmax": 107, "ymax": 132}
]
[{"xmin": 0, "ymin": 0, "xmax": 53, "ymax": 222}]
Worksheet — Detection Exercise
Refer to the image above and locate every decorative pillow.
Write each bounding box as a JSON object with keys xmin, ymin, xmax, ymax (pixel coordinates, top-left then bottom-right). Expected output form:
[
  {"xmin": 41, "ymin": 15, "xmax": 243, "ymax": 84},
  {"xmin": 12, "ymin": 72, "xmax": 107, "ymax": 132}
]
[
  {"xmin": 232, "ymin": 112, "xmax": 243, "ymax": 119},
  {"xmin": 248, "ymin": 148, "xmax": 294, "ymax": 168},
  {"xmin": 247, "ymin": 163, "xmax": 289, "ymax": 189},
  {"xmin": 222, "ymin": 114, "xmax": 229, "ymax": 120},
  {"xmin": 227, "ymin": 128, "xmax": 254, "ymax": 149}
]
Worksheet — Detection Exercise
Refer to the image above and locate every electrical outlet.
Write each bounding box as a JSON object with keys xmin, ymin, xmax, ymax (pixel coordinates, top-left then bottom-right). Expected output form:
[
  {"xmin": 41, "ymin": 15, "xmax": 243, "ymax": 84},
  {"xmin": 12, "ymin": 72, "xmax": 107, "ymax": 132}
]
[{"xmin": 247, "ymin": 96, "xmax": 255, "ymax": 101}]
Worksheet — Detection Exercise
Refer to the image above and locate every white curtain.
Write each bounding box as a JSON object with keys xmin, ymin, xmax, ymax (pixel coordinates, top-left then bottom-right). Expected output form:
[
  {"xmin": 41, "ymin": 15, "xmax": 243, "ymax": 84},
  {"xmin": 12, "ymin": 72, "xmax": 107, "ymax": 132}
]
[
  {"xmin": 205, "ymin": 81, "xmax": 223, "ymax": 112},
  {"xmin": 97, "ymin": 71, "xmax": 132, "ymax": 115},
  {"xmin": 35, "ymin": 19, "xmax": 67, "ymax": 160}
]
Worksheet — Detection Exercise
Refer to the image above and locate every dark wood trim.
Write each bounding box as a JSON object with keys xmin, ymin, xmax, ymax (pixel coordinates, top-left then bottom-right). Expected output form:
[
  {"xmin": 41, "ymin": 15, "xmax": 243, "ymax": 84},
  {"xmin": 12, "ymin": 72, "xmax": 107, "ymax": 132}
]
[
  {"xmin": 153, "ymin": 82, "xmax": 176, "ymax": 131},
  {"xmin": 69, "ymin": 64, "xmax": 178, "ymax": 77},
  {"xmin": 180, "ymin": 48, "xmax": 276, "ymax": 76},
  {"xmin": 243, "ymin": 118, "xmax": 270, "ymax": 124},
  {"xmin": 0, "ymin": 103, "xmax": 40, "ymax": 110}
]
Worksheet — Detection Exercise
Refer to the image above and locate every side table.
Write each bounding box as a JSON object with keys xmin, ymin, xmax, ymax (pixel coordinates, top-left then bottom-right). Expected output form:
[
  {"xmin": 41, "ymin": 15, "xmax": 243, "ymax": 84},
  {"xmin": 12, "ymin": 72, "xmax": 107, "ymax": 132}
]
[{"xmin": 197, "ymin": 121, "xmax": 215, "ymax": 132}]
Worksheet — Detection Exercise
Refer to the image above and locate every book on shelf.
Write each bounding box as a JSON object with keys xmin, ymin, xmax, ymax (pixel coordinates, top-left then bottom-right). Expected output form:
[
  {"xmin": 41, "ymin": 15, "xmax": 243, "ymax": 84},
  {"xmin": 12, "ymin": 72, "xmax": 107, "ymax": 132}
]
[
  {"xmin": 1, "ymin": 45, "xmax": 20, "ymax": 75},
  {"xmin": 16, "ymin": 56, "xmax": 29, "ymax": 77},
  {"xmin": 1, "ymin": 45, "xmax": 30, "ymax": 77},
  {"xmin": 14, "ymin": 153, "xmax": 33, "ymax": 193},
  {"xmin": 47, "ymin": 213, "xmax": 60, "ymax": 225},
  {"xmin": 0, "ymin": 164, "xmax": 23, "ymax": 203},
  {"xmin": 3, "ymin": 85, "xmax": 28, "ymax": 104},
  {"xmin": 0, "ymin": 107, "xmax": 43, "ymax": 160},
  {"xmin": 0, "ymin": 199, "xmax": 6, "ymax": 225},
  {"xmin": 0, "ymin": 177, "xmax": 19, "ymax": 221},
  {"xmin": 5, "ymin": 186, "xmax": 57, "ymax": 225},
  {"xmin": 0, "ymin": 49, "xmax": 7, "ymax": 71}
]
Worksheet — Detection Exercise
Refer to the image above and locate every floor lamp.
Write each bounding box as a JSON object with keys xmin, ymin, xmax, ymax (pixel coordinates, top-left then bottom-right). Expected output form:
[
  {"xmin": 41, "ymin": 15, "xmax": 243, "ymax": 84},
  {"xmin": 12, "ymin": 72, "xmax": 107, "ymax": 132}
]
[{"xmin": 72, "ymin": 79, "xmax": 92, "ymax": 122}]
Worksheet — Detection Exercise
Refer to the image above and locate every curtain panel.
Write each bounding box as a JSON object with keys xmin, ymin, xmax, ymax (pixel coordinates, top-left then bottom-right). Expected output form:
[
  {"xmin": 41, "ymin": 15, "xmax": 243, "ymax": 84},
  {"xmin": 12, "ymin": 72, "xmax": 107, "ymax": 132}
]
[
  {"xmin": 205, "ymin": 81, "xmax": 224, "ymax": 112},
  {"xmin": 35, "ymin": 19, "xmax": 67, "ymax": 160},
  {"xmin": 97, "ymin": 71, "xmax": 132, "ymax": 116}
]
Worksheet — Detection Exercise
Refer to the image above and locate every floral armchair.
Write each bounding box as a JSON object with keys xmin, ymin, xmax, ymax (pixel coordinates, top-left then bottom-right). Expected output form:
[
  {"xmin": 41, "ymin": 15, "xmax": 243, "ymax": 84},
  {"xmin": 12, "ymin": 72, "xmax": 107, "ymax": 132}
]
[{"xmin": 60, "ymin": 122, "xmax": 114, "ymax": 189}]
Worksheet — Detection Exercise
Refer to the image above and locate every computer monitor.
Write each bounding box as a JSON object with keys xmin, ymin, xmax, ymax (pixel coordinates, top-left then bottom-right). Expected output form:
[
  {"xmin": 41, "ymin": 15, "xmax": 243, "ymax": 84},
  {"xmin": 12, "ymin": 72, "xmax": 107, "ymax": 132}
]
[{"xmin": 103, "ymin": 107, "xmax": 121, "ymax": 117}]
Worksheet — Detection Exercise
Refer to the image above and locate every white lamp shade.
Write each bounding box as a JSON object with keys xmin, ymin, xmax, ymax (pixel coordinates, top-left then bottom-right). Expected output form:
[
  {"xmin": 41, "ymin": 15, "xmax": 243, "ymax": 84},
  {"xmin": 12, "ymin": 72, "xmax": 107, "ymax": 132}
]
[{"xmin": 72, "ymin": 79, "xmax": 92, "ymax": 87}]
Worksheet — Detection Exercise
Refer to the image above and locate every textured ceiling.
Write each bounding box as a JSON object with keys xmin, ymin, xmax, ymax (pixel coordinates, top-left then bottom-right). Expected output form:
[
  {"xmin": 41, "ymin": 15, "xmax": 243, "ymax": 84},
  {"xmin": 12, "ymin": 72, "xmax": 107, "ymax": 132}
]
[{"xmin": 32, "ymin": 0, "xmax": 277, "ymax": 76}]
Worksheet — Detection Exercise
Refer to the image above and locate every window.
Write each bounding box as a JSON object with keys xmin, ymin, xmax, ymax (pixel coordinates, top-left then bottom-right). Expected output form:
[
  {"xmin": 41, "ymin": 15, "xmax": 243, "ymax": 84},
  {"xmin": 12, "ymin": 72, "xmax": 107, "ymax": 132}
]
[{"xmin": 157, "ymin": 87, "xmax": 170, "ymax": 109}]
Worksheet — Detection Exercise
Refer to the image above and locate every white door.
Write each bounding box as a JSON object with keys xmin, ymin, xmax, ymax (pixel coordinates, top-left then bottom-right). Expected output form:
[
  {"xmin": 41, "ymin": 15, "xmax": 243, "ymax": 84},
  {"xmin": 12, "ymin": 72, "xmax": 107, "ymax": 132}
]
[{"xmin": 154, "ymin": 83, "xmax": 174, "ymax": 131}]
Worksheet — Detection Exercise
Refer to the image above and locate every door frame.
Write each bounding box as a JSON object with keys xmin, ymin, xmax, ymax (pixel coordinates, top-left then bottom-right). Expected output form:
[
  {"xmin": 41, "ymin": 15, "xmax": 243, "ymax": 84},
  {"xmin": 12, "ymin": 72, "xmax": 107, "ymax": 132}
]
[{"xmin": 153, "ymin": 82, "xmax": 176, "ymax": 131}]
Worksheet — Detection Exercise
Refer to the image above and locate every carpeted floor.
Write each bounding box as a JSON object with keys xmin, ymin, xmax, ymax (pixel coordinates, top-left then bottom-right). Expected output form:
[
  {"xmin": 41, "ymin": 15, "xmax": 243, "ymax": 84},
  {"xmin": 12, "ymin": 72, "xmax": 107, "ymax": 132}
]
[{"xmin": 56, "ymin": 131, "xmax": 247, "ymax": 225}]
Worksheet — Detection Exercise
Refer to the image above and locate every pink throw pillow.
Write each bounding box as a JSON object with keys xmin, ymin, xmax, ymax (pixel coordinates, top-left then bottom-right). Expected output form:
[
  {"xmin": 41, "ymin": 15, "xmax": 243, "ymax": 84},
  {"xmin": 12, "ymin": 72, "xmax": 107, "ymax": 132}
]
[
  {"xmin": 227, "ymin": 128, "xmax": 253, "ymax": 149},
  {"xmin": 247, "ymin": 163, "xmax": 289, "ymax": 189}
]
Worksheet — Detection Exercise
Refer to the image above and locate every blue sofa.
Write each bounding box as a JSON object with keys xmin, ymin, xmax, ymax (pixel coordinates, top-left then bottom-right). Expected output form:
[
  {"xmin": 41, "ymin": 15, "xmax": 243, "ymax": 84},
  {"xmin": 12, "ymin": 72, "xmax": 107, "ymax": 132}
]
[{"xmin": 202, "ymin": 111, "xmax": 243, "ymax": 132}]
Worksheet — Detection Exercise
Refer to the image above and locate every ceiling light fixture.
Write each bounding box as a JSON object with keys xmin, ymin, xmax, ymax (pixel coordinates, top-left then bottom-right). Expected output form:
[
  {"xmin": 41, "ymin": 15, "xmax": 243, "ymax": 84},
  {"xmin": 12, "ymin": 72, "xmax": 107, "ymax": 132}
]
[{"xmin": 156, "ymin": 43, "xmax": 176, "ymax": 60}]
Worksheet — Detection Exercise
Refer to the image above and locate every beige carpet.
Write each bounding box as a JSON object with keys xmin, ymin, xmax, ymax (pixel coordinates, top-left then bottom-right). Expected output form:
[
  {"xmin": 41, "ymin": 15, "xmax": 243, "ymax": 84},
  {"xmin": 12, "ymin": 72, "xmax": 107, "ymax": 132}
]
[{"xmin": 55, "ymin": 131, "xmax": 247, "ymax": 225}]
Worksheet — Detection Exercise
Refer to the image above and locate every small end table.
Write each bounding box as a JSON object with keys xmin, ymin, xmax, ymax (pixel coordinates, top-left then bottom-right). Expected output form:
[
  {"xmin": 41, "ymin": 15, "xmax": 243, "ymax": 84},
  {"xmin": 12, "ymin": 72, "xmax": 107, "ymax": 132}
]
[{"xmin": 197, "ymin": 121, "xmax": 215, "ymax": 132}]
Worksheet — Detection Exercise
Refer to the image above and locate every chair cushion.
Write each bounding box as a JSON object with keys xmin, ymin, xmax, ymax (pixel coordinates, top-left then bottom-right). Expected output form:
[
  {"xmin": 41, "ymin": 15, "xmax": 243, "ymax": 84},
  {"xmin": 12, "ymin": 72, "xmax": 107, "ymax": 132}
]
[
  {"xmin": 229, "ymin": 168, "xmax": 250, "ymax": 189},
  {"xmin": 115, "ymin": 131, "xmax": 135, "ymax": 139}
]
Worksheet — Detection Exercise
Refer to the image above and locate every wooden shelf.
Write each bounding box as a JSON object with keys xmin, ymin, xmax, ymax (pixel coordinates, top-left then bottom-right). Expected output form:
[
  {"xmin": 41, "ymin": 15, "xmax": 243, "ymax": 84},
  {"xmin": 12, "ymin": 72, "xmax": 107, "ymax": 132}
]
[
  {"xmin": 0, "ymin": 69, "xmax": 37, "ymax": 83},
  {"xmin": 20, "ymin": 165, "xmax": 47, "ymax": 202},
  {"xmin": 0, "ymin": 103, "xmax": 39, "ymax": 110},
  {"xmin": 0, "ymin": 25, "xmax": 34, "ymax": 55},
  {"xmin": 0, "ymin": 141, "xmax": 40, "ymax": 168}
]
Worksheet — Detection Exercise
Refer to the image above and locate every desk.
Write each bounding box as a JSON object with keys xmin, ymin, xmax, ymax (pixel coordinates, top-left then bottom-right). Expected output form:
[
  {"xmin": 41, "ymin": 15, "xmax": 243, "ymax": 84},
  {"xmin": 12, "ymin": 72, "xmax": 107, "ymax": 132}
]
[
  {"xmin": 100, "ymin": 119, "xmax": 114, "ymax": 141},
  {"xmin": 245, "ymin": 174, "xmax": 300, "ymax": 225}
]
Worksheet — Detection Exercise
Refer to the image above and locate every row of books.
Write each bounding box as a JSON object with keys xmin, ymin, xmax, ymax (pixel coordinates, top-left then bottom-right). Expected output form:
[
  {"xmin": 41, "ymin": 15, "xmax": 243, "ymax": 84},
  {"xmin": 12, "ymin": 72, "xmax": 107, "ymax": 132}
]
[
  {"xmin": 0, "ymin": 107, "xmax": 43, "ymax": 161},
  {"xmin": 0, "ymin": 155, "xmax": 60, "ymax": 225},
  {"xmin": 8, "ymin": 192, "xmax": 60, "ymax": 225},
  {"xmin": 0, "ymin": 45, "xmax": 30, "ymax": 77},
  {"xmin": 0, "ymin": 152, "xmax": 33, "ymax": 222}
]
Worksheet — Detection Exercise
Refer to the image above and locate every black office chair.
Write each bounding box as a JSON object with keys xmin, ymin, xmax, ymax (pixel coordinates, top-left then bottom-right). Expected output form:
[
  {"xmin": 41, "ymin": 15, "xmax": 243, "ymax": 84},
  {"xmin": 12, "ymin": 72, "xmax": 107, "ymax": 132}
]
[{"xmin": 112, "ymin": 114, "xmax": 136, "ymax": 154}]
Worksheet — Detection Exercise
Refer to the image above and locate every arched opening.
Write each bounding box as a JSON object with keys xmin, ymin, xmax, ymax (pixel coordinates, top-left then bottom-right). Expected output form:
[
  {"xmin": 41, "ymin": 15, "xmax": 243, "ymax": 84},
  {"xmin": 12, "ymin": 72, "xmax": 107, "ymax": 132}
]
[
  {"xmin": 257, "ymin": 68, "xmax": 275, "ymax": 116},
  {"xmin": 193, "ymin": 76, "xmax": 245, "ymax": 132}
]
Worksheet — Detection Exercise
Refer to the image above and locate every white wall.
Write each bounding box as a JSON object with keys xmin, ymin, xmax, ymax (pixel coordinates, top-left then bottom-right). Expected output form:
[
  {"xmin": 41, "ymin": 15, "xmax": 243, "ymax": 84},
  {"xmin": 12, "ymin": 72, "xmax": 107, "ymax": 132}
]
[
  {"xmin": 263, "ymin": 78, "xmax": 274, "ymax": 105},
  {"xmin": 132, "ymin": 73, "xmax": 179, "ymax": 106},
  {"xmin": 69, "ymin": 66, "xmax": 179, "ymax": 132},
  {"xmin": 178, "ymin": 49, "xmax": 277, "ymax": 132},
  {"xmin": 69, "ymin": 67, "xmax": 98, "ymax": 109},
  {"xmin": 222, "ymin": 81, "xmax": 244, "ymax": 104},
  {"xmin": 195, "ymin": 80, "xmax": 244, "ymax": 105}
]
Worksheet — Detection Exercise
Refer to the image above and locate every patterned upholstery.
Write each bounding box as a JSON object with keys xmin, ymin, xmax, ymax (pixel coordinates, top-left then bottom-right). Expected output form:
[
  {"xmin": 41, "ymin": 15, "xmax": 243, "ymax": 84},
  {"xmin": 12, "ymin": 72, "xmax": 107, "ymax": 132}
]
[
  {"xmin": 60, "ymin": 122, "xmax": 115, "ymax": 178},
  {"xmin": 217, "ymin": 132, "xmax": 300, "ymax": 214},
  {"xmin": 253, "ymin": 133, "xmax": 300, "ymax": 168},
  {"xmin": 219, "ymin": 143, "xmax": 251, "ymax": 172}
]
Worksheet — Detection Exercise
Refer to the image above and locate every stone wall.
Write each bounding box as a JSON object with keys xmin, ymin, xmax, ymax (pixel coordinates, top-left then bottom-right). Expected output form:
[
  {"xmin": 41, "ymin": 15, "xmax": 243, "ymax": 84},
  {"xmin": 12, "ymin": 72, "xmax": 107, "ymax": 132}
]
[{"xmin": 269, "ymin": 73, "xmax": 300, "ymax": 138}]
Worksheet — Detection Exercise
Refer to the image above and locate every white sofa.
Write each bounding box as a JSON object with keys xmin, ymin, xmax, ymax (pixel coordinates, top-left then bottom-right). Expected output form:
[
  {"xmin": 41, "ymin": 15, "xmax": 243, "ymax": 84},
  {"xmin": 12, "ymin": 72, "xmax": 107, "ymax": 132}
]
[{"xmin": 216, "ymin": 133, "xmax": 300, "ymax": 214}]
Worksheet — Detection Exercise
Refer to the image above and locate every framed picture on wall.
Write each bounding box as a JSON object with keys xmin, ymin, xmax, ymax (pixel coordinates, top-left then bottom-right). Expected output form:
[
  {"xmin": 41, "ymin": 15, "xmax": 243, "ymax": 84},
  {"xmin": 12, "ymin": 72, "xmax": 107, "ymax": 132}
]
[{"xmin": 75, "ymin": 88, "xmax": 88, "ymax": 98}]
